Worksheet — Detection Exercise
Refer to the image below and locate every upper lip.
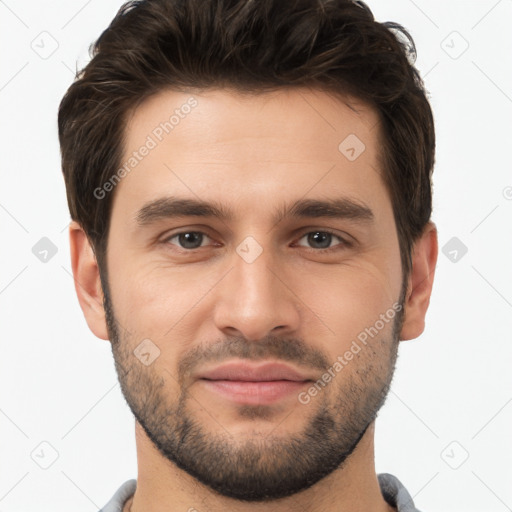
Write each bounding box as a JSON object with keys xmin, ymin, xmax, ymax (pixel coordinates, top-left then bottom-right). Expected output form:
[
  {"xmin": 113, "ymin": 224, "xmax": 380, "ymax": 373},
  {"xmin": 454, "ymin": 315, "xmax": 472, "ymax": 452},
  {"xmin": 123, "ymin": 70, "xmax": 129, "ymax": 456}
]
[{"xmin": 198, "ymin": 361, "xmax": 314, "ymax": 382}]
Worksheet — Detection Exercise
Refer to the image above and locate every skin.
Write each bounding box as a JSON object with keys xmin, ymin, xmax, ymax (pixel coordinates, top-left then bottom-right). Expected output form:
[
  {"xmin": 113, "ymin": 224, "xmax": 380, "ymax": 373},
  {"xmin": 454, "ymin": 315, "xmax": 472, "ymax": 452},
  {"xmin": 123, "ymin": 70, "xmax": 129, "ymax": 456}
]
[{"xmin": 69, "ymin": 87, "xmax": 437, "ymax": 512}]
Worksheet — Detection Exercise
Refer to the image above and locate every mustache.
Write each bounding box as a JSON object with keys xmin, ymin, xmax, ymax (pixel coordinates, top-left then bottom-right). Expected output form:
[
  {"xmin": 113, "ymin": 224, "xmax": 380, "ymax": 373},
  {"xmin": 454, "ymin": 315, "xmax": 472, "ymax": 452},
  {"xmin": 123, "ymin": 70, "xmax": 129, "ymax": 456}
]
[{"xmin": 178, "ymin": 335, "xmax": 330, "ymax": 379}]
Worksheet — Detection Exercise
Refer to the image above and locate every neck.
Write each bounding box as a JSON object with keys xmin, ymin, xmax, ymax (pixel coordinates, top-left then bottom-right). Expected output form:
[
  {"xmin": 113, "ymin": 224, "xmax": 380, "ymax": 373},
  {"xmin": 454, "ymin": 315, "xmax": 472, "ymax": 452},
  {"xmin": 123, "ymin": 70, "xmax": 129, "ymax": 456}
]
[{"xmin": 126, "ymin": 421, "xmax": 395, "ymax": 512}]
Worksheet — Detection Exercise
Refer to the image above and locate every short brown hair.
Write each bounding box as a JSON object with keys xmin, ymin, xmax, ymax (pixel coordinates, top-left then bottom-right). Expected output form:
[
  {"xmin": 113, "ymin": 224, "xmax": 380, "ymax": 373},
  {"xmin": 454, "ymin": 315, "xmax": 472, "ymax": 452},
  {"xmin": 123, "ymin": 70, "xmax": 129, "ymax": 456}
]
[{"xmin": 58, "ymin": 0, "xmax": 435, "ymax": 280}]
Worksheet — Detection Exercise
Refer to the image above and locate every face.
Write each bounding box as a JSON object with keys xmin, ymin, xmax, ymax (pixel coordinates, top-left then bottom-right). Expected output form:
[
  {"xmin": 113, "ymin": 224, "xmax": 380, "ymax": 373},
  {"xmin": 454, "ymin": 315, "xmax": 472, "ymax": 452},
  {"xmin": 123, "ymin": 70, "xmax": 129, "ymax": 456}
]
[{"xmin": 101, "ymin": 87, "xmax": 406, "ymax": 500}]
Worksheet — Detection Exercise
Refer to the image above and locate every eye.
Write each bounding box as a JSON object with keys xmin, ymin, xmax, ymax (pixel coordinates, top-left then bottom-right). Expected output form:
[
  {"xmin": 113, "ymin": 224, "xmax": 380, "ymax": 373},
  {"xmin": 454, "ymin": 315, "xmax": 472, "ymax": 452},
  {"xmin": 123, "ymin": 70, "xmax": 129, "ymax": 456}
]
[
  {"xmin": 162, "ymin": 229, "xmax": 351, "ymax": 253},
  {"xmin": 164, "ymin": 231, "xmax": 213, "ymax": 250},
  {"xmin": 295, "ymin": 230, "xmax": 350, "ymax": 252}
]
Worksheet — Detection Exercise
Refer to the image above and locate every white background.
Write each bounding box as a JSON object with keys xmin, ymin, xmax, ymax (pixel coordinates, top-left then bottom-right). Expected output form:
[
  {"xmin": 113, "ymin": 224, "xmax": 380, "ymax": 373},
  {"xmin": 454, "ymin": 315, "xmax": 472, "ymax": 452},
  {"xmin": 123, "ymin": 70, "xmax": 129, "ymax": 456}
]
[{"xmin": 1, "ymin": 1, "xmax": 511, "ymax": 510}]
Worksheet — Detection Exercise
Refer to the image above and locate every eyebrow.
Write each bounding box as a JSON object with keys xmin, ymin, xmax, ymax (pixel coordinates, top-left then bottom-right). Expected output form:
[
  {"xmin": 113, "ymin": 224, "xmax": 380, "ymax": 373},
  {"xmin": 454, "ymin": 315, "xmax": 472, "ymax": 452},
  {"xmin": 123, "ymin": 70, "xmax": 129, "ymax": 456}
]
[{"xmin": 136, "ymin": 195, "xmax": 374, "ymax": 226}]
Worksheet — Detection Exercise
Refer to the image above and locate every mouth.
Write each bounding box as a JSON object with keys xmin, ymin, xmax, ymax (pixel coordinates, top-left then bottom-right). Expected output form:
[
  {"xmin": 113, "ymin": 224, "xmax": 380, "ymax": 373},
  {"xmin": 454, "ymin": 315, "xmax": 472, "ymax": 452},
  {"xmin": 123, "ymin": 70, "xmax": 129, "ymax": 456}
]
[{"xmin": 197, "ymin": 361, "xmax": 314, "ymax": 405}]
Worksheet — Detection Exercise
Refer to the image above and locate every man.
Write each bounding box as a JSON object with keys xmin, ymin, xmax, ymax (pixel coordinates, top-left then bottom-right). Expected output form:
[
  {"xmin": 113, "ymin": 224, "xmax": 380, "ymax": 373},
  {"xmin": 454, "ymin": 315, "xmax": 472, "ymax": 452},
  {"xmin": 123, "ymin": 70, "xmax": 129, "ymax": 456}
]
[{"xmin": 58, "ymin": 0, "xmax": 437, "ymax": 510}]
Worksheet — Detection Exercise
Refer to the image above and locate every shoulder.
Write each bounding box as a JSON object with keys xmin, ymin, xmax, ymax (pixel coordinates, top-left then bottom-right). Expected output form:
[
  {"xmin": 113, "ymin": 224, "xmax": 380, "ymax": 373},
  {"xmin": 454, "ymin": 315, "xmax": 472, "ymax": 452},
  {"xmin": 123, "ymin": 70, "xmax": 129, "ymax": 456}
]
[
  {"xmin": 98, "ymin": 479, "xmax": 137, "ymax": 512},
  {"xmin": 378, "ymin": 473, "xmax": 422, "ymax": 512}
]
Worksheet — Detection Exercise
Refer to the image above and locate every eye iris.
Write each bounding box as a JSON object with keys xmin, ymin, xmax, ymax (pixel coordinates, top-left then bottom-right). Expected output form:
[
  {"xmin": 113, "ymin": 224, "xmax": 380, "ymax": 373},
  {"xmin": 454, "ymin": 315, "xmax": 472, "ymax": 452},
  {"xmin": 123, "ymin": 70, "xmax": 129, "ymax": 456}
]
[
  {"xmin": 179, "ymin": 232, "xmax": 202, "ymax": 249},
  {"xmin": 308, "ymin": 232, "xmax": 331, "ymax": 249},
  {"xmin": 175, "ymin": 232, "xmax": 335, "ymax": 250}
]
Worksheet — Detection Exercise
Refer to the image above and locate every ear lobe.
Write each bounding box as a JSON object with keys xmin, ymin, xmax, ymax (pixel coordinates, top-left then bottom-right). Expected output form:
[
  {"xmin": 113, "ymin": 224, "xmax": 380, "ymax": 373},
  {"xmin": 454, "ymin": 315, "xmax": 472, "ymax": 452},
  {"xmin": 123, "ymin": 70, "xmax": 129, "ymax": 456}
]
[
  {"xmin": 400, "ymin": 221, "xmax": 438, "ymax": 341},
  {"xmin": 69, "ymin": 221, "xmax": 109, "ymax": 341}
]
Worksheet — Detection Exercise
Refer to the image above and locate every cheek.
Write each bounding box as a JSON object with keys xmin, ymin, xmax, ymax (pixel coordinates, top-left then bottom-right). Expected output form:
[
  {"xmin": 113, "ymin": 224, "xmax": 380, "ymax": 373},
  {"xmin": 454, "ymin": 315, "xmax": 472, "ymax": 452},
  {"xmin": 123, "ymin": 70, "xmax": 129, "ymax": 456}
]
[
  {"xmin": 106, "ymin": 223, "xmax": 401, "ymax": 359},
  {"xmin": 108, "ymin": 261, "xmax": 220, "ymax": 340},
  {"xmin": 293, "ymin": 262, "xmax": 399, "ymax": 353}
]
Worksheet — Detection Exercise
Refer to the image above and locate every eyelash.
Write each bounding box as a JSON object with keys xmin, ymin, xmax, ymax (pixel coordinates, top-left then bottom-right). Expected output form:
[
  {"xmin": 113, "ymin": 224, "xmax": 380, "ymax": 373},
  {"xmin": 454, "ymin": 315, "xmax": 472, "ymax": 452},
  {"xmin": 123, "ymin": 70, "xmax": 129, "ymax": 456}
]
[{"xmin": 162, "ymin": 229, "xmax": 352, "ymax": 254}]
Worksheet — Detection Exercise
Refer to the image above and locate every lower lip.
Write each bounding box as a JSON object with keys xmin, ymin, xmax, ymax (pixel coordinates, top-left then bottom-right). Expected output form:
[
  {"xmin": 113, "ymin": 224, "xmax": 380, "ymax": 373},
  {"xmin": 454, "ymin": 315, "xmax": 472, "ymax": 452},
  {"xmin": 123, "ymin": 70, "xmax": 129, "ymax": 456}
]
[{"xmin": 200, "ymin": 379, "xmax": 309, "ymax": 404}]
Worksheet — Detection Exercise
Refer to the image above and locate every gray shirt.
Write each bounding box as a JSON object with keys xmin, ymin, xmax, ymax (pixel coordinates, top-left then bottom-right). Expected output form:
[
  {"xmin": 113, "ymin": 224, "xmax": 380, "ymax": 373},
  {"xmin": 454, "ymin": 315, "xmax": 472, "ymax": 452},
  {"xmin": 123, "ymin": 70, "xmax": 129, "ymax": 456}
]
[{"xmin": 99, "ymin": 473, "xmax": 421, "ymax": 511}]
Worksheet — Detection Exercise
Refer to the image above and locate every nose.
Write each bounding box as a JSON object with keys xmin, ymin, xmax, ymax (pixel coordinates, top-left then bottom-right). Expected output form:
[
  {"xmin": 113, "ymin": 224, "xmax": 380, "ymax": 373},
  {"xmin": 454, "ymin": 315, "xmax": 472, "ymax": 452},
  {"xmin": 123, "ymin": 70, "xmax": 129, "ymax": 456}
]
[{"xmin": 212, "ymin": 240, "xmax": 301, "ymax": 342}]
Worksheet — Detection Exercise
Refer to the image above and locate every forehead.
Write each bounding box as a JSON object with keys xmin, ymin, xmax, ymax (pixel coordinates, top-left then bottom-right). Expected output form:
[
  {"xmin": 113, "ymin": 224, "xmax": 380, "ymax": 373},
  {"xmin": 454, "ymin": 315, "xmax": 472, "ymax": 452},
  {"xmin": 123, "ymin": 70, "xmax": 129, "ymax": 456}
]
[
  {"xmin": 124, "ymin": 86, "xmax": 380, "ymax": 157},
  {"xmin": 114, "ymin": 86, "xmax": 387, "ymax": 220}
]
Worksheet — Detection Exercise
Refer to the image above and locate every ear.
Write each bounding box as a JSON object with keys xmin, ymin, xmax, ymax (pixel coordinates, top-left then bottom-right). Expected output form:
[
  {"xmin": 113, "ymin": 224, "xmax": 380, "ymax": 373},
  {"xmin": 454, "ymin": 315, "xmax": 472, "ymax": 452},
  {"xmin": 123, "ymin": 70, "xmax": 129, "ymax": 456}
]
[
  {"xmin": 400, "ymin": 221, "xmax": 438, "ymax": 341},
  {"xmin": 69, "ymin": 221, "xmax": 109, "ymax": 341}
]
